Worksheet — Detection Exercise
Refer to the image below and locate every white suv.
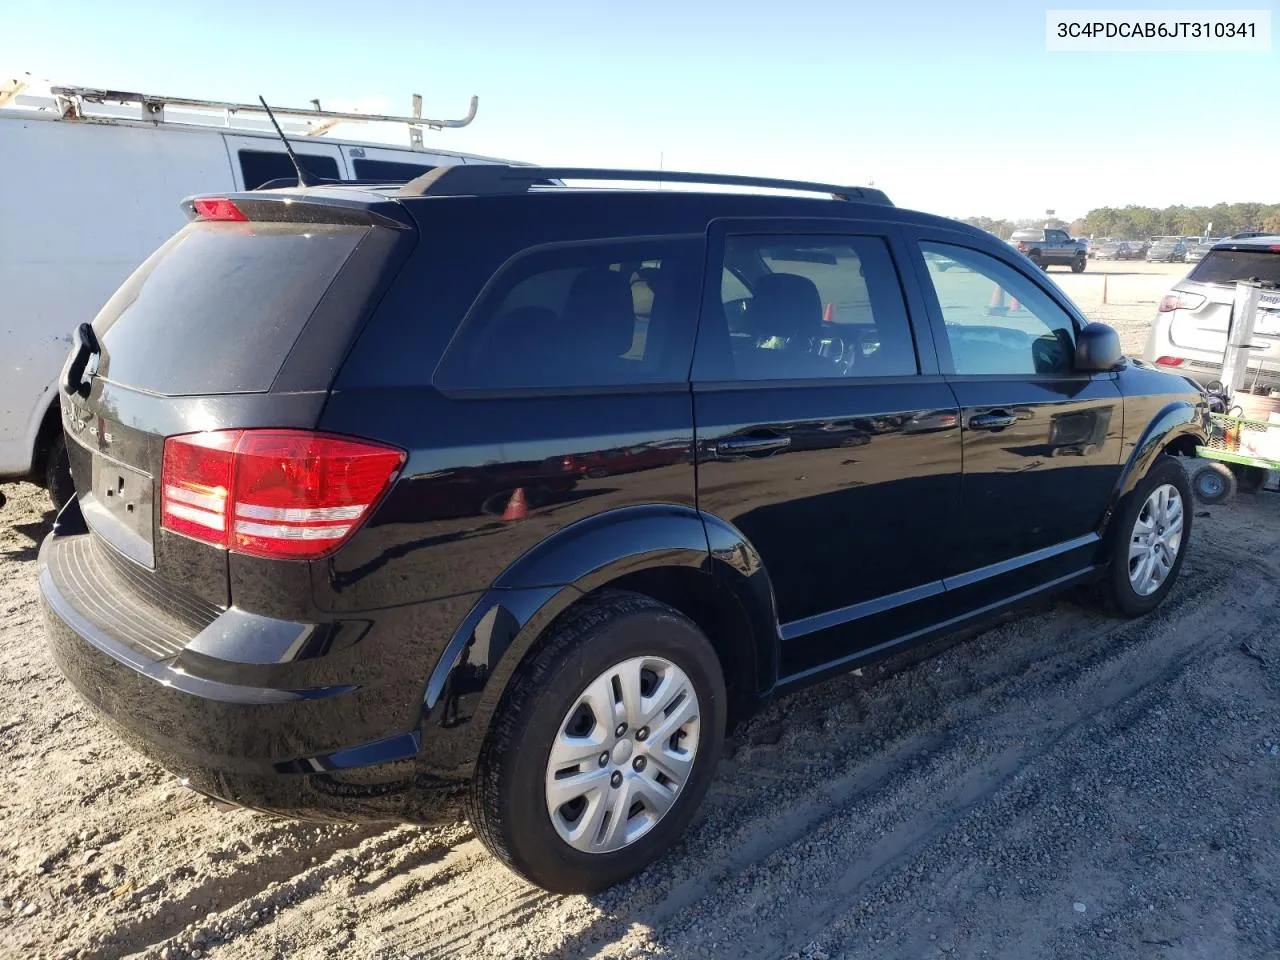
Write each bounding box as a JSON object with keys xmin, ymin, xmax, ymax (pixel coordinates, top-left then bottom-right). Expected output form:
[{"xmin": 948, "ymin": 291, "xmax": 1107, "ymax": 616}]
[{"xmin": 1144, "ymin": 236, "xmax": 1280, "ymax": 389}]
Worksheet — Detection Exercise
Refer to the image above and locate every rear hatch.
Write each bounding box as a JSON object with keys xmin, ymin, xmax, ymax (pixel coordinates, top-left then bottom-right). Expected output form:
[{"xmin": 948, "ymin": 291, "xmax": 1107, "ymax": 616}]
[
  {"xmin": 1169, "ymin": 246, "xmax": 1280, "ymax": 369},
  {"xmin": 60, "ymin": 192, "xmax": 413, "ymax": 615}
]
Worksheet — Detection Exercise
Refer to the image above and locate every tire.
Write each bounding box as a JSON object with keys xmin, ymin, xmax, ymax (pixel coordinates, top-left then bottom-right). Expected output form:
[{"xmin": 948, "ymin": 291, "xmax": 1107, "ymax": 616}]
[
  {"xmin": 44, "ymin": 432, "xmax": 74, "ymax": 511},
  {"xmin": 1232, "ymin": 463, "xmax": 1267, "ymax": 494},
  {"xmin": 1192, "ymin": 461, "xmax": 1235, "ymax": 504},
  {"xmin": 1071, "ymin": 255, "xmax": 1086, "ymax": 273},
  {"xmin": 468, "ymin": 589, "xmax": 727, "ymax": 893},
  {"xmin": 1029, "ymin": 253, "xmax": 1045, "ymax": 271},
  {"xmin": 1100, "ymin": 457, "xmax": 1193, "ymax": 617}
]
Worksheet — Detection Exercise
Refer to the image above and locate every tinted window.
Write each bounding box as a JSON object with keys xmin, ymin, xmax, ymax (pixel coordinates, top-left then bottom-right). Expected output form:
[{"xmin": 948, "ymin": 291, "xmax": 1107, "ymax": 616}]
[
  {"xmin": 436, "ymin": 238, "xmax": 703, "ymax": 390},
  {"xmin": 1188, "ymin": 249, "xmax": 1280, "ymax": 286},
  {"xmin": 921, "ymin": 242, "xmax": 1075, "ymax": 376},
  {"xmin": 352, "ymin": 158, "xmax": 435, "ymax": 182},
  {"xmin": 238, "ymin": 150, "xmax": 340, "ymax": 189},
  {"xmin": 703, "ymin": 236, "xmax": 917, "ymax": 381},
  {"xmin": 97, "ymin": 222, "xmax": 366, "ymax": 395}
]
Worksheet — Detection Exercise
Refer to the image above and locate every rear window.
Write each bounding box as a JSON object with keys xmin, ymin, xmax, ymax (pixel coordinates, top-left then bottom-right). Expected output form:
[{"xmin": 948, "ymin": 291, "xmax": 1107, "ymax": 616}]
[
  {"xmin": 1188, "ymin": 248, "xmax": 1280, "ymax": 286},
  {"xmin": 238, "ymin": 150, "xmax": 341, "ymax": 189},
  {"xmin": 96, "ymin": 222, "xmax": 367, "ymax": 396},
  {"xmin": 352, "ymin": 158, "xmax": 435, "ymax": 182}
]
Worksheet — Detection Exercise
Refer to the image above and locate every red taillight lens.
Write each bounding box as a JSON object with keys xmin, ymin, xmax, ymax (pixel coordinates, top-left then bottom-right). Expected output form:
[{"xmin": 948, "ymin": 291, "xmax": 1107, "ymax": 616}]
[
  {"xmin": 191, "ymin": 198, "xmax": 248, "ymax": 222},
  {"xmin": 1158, "ymin": 292, "xmax": 1206, "ymax": 313},
  {"xmin": 161, "ymin": 430, "xmax": 405, "ymax": 560},
  {"xmin": 1155, "ymin": 356, "xmax": 1186, "ymax": 367},
  {"xmin": 1015, "ymin": 241, "xmax": 1027, "ymax": 252},
  {"xmin": 161, "ymin": 432, "xmax": 239, "ymax": 542}
]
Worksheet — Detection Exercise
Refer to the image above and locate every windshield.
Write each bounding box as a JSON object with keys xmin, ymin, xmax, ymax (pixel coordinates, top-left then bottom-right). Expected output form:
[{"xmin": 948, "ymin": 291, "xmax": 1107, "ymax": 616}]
[{"xmin": 1187, "ymin": 249, "xmax": 1280, "ymax": 286}]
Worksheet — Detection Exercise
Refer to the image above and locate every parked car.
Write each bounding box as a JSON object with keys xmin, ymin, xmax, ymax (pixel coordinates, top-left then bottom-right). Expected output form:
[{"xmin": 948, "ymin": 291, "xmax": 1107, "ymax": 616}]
[
  {"xmin": 1009, "ymin": 227, "xmax": 1088, "ymax": 272},
  {"xmin": 1145, "ymin": 235, "xmax": 1280, "ymax": 389},
  {"xmin": 1184, "ymin": 238, "xmax": 1225, "ymax": 263},
  {"xmin": 1096, "ymin": 240, "xmax": 1137, "ymax": 261},
  {"xmin": 41, "ymin": 165, "xmax": 1207, "ymax": 895},
  {"xmin": 1230, "ymin": 231, "xmax": 1276, "ymax": 240},
  {"xmin": 1087, "ymin": 237, "xmax": 1112, "ymax": 259},
  {"xmin": 1146, "ymin": 238, "xmax": 1188, "ymax": 262},
  {"xmin": 0, "ymin": 78, "xmax": 522, "ymax": 509}
]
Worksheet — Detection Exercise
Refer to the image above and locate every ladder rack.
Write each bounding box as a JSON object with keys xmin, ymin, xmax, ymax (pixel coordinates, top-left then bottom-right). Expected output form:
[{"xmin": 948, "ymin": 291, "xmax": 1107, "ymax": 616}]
[{"xmin": 43, "ymin": 85, "xmax": 477, "ymax": 145}]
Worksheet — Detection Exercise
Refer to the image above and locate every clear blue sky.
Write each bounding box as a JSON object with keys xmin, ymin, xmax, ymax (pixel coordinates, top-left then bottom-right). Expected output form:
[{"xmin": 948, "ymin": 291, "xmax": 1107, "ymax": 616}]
[{"xmin": 2, "ymin": 0, "xmax": 1275, "ymax": 219}]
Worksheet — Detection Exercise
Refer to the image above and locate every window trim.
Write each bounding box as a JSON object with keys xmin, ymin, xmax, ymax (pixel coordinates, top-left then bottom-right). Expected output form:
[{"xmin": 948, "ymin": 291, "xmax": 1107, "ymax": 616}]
[
  {"xmin": 692, "ymin": 218, "xmax": 939, "ymax": 386},
  {"xmin": 431, "ymin": 232, "xmax": 706, "ymax": 398},
  {"xmin": 904, "ymin": 227, "xmax": 1095, "ymax": 381}
]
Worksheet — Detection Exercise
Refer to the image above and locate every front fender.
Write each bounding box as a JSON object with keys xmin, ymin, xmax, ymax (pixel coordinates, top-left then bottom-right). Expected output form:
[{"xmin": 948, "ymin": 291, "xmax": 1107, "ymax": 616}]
[{"xmin": 1114, "ymin": 398, "xmax": 1206, "ymax": 503}]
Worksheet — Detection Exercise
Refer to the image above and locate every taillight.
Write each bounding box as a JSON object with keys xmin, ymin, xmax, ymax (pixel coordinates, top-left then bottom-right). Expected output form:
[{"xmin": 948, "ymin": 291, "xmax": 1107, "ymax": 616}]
[
  {"xmin": 1015, "ymin": 241, "xmax": 1027, "ymax": 252},
  {"xmin": 191, "ymin": 198, "xmax": 248, "ymax": 222},
  {"xmin": 1158, "ymin": 292, "xmax": 1206, "ymax": 313},
  {"xmin": 161, "ymin": 430, "xmax": 405, "ymax": 560},
  {"xmin": 1155, "ymin": 356, "xmax": 1186, "ymax": 367}
]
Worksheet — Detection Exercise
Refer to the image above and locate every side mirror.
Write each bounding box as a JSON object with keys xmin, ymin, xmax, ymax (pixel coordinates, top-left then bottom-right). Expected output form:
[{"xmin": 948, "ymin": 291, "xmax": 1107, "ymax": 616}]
[{"xmin": 1075, "ymin": 322, "xmax": 1122, "ymax": 372}]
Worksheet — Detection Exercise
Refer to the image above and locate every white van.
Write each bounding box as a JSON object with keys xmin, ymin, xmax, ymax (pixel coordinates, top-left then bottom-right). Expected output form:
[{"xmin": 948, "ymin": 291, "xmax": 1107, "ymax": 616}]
[{"xmin": 0, "ymin": 79, "xmax": 521, "ymax": 507}]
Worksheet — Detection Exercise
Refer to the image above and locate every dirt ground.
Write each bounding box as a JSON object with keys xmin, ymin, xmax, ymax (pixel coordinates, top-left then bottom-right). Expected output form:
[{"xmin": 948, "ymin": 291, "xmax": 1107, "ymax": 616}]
[{"xmin": 4, "ymin": 260, "xmax": 1279, "ymax": 960}]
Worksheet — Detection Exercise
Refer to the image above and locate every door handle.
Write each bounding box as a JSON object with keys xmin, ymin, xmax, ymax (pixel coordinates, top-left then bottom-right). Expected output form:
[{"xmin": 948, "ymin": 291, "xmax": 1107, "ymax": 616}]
[
  {"xmin": 969, "ymin": 411, "xmax": 1017, "ymax": 430},
  {"xmin": 715, "ymin": 435, "xmax": 792, "ymax": 457}
]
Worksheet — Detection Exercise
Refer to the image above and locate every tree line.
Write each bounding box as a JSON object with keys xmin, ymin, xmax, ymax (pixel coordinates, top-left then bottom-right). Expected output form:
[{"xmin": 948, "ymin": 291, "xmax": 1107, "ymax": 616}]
[{"xmin": 963, "ymin": 203, "xmax": 1280, "ymax": 241}]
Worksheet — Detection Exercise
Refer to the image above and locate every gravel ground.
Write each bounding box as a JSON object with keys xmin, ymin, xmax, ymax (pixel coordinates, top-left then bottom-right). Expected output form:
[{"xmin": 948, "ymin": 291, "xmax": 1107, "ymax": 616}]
[{"xmin": 4, "ymin": 263, "xmax": 1278, "ymax": 960}]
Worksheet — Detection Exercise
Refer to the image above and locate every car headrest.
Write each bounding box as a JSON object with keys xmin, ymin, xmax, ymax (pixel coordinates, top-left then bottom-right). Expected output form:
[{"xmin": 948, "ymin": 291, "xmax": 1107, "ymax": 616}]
[
  {"xmin": 562, "ymin": 268, "xmax": 637, "ymax": 358},
  {"xmin": 748, "ymin": 273, "xmax": 823, "ymax": 343}
]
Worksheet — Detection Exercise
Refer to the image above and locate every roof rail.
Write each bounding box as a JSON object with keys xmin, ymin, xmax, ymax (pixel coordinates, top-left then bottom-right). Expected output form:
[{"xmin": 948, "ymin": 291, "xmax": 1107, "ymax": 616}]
[
  {"xmin": 47, "ymin": 86, "xmax": 478, "ymax": 137},
  {"xmin": 397, "ymin": 165, "xmax": 891, "ymax": 205}
]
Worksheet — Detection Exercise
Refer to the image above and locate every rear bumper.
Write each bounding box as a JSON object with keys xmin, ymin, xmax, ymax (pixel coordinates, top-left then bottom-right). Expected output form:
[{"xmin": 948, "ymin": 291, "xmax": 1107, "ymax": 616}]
[{"xmin": 39, "ymin": 530, "xmax": 467, "ymax": 823}]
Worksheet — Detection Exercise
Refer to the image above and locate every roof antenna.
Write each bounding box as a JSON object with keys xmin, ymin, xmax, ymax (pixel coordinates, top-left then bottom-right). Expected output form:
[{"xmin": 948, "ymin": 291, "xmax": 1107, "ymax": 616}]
[{"xmin": 257, "ymin": 94, "xmax": 312, "ymax": 187}]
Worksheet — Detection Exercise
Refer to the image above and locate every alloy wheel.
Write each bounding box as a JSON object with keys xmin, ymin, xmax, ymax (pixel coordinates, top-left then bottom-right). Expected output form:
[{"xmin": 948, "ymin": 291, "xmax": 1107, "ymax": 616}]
[{"xmin": 1128, "ymin": 483, "xmax": 1184, "ymax": 596}]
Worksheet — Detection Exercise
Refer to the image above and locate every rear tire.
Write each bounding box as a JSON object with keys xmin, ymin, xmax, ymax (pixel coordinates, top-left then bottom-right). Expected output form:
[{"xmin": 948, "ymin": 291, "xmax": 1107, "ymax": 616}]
[
  {"xmin": 1099, "ymin": 458, "xmax": 1193, "ymax": 617},
  {"xmin": 468, "ymin": 590, "xmax": 726, "ymax": 893},
  {"xmin": 1030, "ymin": 253, "xmax": 1046, "ymax": 271},
  {"xmin": 1192, "ymin": 461, "xmax": 1235, "ymax": 504},
  {"xmin": 44, "ymin": 433, "xmax": 74, "ymax": 511}
]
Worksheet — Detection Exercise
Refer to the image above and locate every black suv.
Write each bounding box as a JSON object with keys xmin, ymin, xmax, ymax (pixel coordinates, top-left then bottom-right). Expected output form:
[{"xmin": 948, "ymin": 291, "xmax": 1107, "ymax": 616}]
[{"xmin": 40, "ymin": 166, "xmax": 1208, "ymax": 894}]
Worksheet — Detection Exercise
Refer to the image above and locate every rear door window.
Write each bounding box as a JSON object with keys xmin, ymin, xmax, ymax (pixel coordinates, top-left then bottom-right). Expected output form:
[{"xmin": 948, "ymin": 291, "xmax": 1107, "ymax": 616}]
[
  {"xmin": 1188, "ymin": 248, "xmax": 1280, "ymax": 286},
  {"xmin": 435, "ymin": 237, "xmax": 704, "ymax": 390},
  {"xmin": 97, "ymin": 222, "xmax": 367, "ymax": 395}
]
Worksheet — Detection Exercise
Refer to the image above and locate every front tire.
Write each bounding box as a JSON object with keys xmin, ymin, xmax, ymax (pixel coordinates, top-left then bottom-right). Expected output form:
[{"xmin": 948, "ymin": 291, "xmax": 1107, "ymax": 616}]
[
  {"xmin": 1100, "ymin": 458, "xmax": 1193, "ymax": 616},
  {"xmin": 468, "ymin": 590, "xmax": 726, "ymax": 893},
  {"xmin": 1071, "ymin": 255, "xmax": 1086, "ymax": 273}
]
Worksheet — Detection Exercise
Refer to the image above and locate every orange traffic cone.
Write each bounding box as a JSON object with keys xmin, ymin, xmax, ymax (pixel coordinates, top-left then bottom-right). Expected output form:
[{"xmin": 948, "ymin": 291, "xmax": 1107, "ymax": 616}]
[
  {"xmin": 823, "ymin": 302, "xmax": 834, "ymax": 323},
  {"xmin": 502, "ymin": 487, "xmax": 528, "ymax": 522}
]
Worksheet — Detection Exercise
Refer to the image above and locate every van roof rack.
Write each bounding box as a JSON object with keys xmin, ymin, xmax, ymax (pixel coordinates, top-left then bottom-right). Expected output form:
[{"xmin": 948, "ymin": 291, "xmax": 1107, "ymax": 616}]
[
  {"xmin": 45, "ymin": 85, "xmax": 477, "ymax": 146},
  {"xmin": 397, "ymin": 165, "xmax": 891, "ymax": 205}
]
